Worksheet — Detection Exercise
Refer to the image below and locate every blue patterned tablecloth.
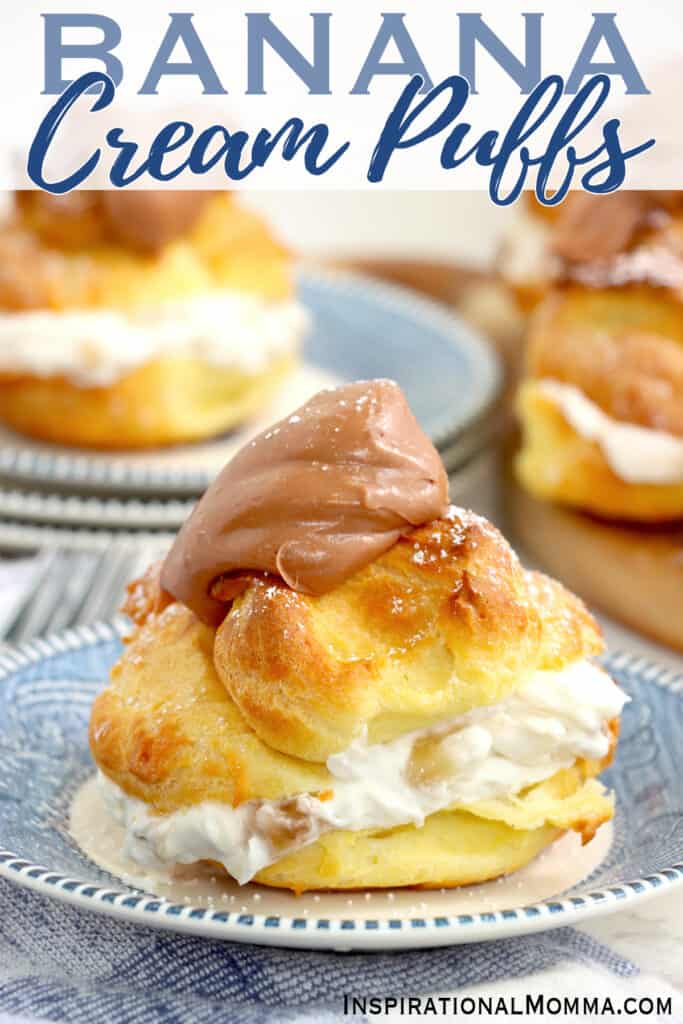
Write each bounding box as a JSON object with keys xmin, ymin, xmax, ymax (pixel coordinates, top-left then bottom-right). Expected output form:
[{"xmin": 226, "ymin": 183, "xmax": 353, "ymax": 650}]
[{"xmin": 0, "ymin": 878, "xmax": 639, "ymax": 1024}]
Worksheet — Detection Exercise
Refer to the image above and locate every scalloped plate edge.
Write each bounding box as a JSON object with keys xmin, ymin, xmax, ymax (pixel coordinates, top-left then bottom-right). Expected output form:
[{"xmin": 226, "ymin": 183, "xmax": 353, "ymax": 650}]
[{"xmin": 0, "ymin": 625, "xmax": 681, "ymax": 951}]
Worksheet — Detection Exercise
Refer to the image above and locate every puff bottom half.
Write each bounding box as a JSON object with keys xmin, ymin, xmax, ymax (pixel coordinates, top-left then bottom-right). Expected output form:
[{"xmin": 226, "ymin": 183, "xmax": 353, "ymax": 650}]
[
  {"xmin": 516, "ymin": 382, "xmax": 683, "ymax": 523},
  {"xmin": 187, "ymin": 760, "xmax": 613, "ymax": 893},
  {"xmin": 0, "ymin": 353, "xmax": 296, "ymax": 449}
]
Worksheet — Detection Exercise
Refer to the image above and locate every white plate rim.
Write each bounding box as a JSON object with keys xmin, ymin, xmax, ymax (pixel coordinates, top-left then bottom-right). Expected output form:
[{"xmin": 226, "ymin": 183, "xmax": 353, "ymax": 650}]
[
  {"xmin": 0, "ymin": 627, "xmax": 681, "ymax": 951},
  {"xmin": 0, "ymin": 269, "xmax": 501, "ymax": 498}
]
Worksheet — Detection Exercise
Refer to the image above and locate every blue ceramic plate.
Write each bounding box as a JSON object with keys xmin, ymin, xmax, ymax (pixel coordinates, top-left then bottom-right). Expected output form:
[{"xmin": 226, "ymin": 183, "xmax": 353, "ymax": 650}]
[
  {"xmin": 0, "ymin": 271, "xmax": 500, "ymax": 498},
  {"xmin": 0, "ymin": 625, "xmax": 681, "ymax": 950}
]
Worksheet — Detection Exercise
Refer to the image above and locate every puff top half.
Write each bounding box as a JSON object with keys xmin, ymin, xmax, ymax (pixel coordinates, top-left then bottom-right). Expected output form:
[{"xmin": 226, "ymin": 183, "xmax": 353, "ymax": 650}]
[{"xmin": 127, "ymin": 505, "xmax": 603, "ymax": 764}]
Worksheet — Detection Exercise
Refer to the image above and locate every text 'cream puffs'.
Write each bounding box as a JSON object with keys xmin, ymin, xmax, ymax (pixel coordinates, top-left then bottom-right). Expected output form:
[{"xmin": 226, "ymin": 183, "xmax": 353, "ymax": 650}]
[{"xmin": 89, "ymin": 379, "xmax": 628, "ymax": 891}]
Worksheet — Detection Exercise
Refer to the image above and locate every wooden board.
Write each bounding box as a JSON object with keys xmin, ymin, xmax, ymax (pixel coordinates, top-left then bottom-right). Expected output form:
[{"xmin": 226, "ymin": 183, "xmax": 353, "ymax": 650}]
[{"xmin": 504, "ymin": 474, "xmax": 683, "ymax": 653}]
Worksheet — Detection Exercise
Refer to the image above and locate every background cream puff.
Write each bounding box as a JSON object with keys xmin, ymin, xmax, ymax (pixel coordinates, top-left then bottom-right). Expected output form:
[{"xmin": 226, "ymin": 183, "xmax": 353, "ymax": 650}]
[
  {"xmin": 90, "ymin": 511, "xmax": 623, "ymax": 892},
  {"xmin": 0, "ymin": 191, "xmax": 307, "ymax": 448},
  {"xmin": 514, "ymin": 193, "xmax": 683, "ymax": 522}
]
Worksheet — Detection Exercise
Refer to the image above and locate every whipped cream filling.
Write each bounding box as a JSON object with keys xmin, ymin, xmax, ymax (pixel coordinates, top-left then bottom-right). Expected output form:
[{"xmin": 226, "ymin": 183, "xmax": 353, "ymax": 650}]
[
  {"xmin": 99, "ymin": 660, "xmax": 627, "ymax": 885},
  {"xmin": 0, "ymin": 292, "xmax": 308, "ymax": 387},
  {"xmin": 539, "ymin": 379, "xmax": 683, "ymax": 485}
]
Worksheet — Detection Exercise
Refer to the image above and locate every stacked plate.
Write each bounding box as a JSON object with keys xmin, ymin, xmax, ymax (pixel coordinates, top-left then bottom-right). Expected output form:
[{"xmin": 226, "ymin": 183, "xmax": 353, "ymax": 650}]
[{"xmin": 0, "ymin": 270, "xmax": 502, "ymax": 554}]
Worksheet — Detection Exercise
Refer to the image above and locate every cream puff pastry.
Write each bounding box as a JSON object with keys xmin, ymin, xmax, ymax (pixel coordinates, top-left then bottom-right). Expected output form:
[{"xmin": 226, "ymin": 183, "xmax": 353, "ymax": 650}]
[
  {"xmin": 89, "ymin": 380, "xmax": 627, "ymax": 891},
  {"xmin": 0, "ymin": 191, "xmax": 307, "ymax": 448},
  {"xmin": 514, "ymin": 192, "xmax": 683, "ymax": 521}
]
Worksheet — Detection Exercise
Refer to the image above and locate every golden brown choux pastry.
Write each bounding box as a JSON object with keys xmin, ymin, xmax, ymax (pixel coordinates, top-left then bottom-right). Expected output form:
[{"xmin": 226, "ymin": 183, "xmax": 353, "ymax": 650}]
[
  {"xmin": 0, "ymin": 192, "xmax": 305, "ymax": 448},
  {"xmin": 89, "ymin": 381, "xmax": 626, "ymax": 892},
  {"xmin": 90, "ymin": 511, "xmax": 622, "ymax": 892}
]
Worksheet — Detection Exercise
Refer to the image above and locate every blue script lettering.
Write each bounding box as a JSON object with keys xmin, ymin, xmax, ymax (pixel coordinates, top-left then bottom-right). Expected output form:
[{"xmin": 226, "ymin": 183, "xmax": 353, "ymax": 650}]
[
  {"xmin": 528, "ymin": 76, "xmax": 651, "ymax": 202},
  {"xmin": 109, "ymin": 117, "xmax": 348, "ymax": 184},
  {"xmin": 368, "ymin": 76, "xmax": 470, "ymax": 179},
  {"xmin": 368, "ymin": 73, "xmax": 654, "ymax": 202},
  {"xmin": 28, "ymin": 72, "xmax": 349, "ymax": 192},
  {"xmin": 27, "ymin": 71, "xmax": 653, "ymax": 198},
  {"xmin": 28, "ymin": 71, "xmax": 113, "ymax": 192}
]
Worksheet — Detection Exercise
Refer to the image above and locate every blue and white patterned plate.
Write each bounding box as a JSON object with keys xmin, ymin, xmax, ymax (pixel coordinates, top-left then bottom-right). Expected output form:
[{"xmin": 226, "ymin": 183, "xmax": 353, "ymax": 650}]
[
  {"xmin": 0, "ymin": 626, "xmax": 681, "ymax": 951},
  {"xmin": 0, "ymin": 271, "xmax": 500, "ymax": 498}
]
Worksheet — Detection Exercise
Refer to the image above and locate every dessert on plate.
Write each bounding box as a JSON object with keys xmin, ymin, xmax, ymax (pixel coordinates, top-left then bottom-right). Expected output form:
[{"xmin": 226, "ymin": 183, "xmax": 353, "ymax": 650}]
[
  {"xmin": 514, "ymin": 191, "xmax": 683, "ymax": 521},
  {"xmin": 89, "ymin": 379, "xmax": 627, "ymax": 891},
  {"xmin": 0, "ymin": 191, "xmax": 307, "ymax": 448}
]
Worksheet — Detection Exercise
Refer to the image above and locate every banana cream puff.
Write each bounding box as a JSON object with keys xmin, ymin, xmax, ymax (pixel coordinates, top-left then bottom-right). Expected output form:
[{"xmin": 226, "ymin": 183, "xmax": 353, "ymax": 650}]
[
  {"xmin": 90, "ymin": 380, "xmax": 627, "ymax": 891},
  {"xmin": 0, "ymin": 191, "xmax": 307, "ymax": 448},
  {"xmin": 515, "ymin": 192, "xmax": 683, "ymax": 522}
]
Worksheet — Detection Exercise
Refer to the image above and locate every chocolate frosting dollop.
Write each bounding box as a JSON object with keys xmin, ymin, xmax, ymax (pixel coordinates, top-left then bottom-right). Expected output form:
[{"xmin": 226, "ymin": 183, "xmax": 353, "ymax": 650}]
[{"xmin": 161, "ymin": 380, "xmax": 449, "ymax": 626}]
